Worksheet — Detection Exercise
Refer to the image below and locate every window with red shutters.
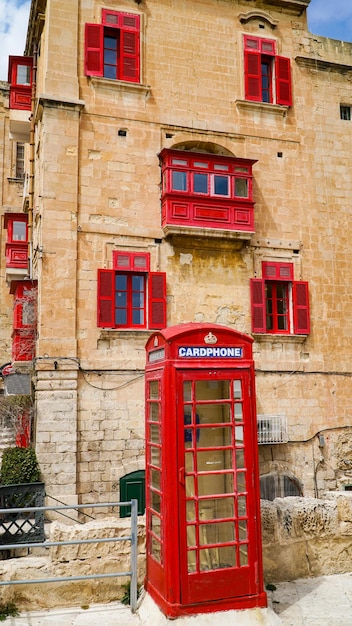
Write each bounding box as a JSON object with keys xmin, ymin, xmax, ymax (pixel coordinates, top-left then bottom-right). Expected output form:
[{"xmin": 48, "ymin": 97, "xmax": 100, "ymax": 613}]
[
  {"xmin": 250, "ymin": 262, "xmax": 310, "ymax": 335},
  {"xmin": 85, "ymin": 10, "xmax": 140, "ymax": 83},
  {"xmin": 244, "ymin": 36, "xmax": 292, "ymax": 107},
  {"xmin": 97, "ymin": 252, "xmax": 166, "ymax": 330}
]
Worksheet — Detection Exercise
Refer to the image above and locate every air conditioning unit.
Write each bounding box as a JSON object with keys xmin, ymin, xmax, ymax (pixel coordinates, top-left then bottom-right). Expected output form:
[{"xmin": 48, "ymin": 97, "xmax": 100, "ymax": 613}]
[{"xmin": 257, "ymin": 414, "xmax": 288, "ymax": 445}]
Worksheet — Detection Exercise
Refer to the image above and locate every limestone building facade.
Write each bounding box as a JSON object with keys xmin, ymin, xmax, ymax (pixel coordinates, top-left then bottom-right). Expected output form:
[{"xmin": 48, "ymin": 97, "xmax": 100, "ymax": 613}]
[{"xmin": 1, "ymin": 0, "xmax": 352, "ymax": 508}]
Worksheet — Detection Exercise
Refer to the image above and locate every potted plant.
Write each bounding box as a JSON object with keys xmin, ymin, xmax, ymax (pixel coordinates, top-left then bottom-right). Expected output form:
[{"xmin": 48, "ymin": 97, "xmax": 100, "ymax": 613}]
[{"xmin": 0, "ymin": 447, "xmax": 45, "ymax": 544}]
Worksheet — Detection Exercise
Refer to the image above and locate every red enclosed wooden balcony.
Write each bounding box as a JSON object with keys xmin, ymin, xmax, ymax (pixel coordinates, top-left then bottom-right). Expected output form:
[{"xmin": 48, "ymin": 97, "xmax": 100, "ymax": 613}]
[
  {"xmin": 4, "ymin": 213, "xmax": 29, "ymax": 284},
  {"xmin": 11, "ymin": 280, "xmax": 37, "ymax": 363},
  {"xmin": 160, "ymin": 149, "xmax": 257, "ymax": 240},
  {"xmin": 8, "ymin": 56, "xmax": 32, "ymax": 142},
  {"xmin": 8, "ymin": 56, "xmax": 32, "ymax": 111}
]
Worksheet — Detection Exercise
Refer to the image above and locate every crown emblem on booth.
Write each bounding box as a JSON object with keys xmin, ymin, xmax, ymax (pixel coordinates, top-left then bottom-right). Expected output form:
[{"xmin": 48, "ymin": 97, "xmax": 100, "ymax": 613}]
[{"xmin": 204, "ymin": 332, "xmax": 218, "ymax": 345}]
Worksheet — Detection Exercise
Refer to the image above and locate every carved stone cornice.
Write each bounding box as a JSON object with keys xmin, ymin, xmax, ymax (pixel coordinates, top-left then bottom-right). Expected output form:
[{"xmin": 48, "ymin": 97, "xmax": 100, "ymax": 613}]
[
  {"xmin": 238, "ymin": 10, "xmax": 279, "ymax": 29},
  {"xmin": 295, "ymin": 56, "xmax": 352, "ymax": 74}
]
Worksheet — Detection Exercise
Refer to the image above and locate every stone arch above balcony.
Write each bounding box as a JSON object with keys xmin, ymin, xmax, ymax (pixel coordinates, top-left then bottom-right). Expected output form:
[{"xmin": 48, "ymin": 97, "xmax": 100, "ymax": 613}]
[{"xmin": 169, "ymin": 140, "xmax": 235, "ymax": 158}]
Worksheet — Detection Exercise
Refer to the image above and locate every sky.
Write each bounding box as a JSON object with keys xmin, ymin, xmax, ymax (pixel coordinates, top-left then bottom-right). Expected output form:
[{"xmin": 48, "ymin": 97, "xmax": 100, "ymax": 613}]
[{"xmin": 0, "ymin": 0, "xmax": 351, "ymax": 81}]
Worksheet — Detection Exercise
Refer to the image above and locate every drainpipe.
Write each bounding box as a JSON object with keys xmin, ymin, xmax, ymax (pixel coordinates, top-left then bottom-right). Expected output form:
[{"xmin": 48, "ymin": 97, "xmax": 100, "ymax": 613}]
[{"xmin": 28, "ymin": 45, "xmax": 37, "ymax": 280}]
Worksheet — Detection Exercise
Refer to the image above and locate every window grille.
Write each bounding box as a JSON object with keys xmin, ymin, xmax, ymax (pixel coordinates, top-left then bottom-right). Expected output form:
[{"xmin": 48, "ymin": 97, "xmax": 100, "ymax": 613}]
[
  {"xmin": 15, "ymin": 142, "xmax": 25, "ymax": 179},
  {"xmin": 340, "ymin": 105, "xmax": 351, "ymax": 120},
  {"xmin": 257, "ymin": 414, "xmax": 288, "ymax": 444}
]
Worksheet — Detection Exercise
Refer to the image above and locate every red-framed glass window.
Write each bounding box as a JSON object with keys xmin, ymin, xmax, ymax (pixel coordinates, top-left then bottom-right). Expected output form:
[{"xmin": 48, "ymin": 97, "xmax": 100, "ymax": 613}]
[
  {"xmin": 9, "ymin": 57, "xmax": 32, "ymax": 86},
  {"xmin": 85, "ymin": 10, "xmax": 140, "ymax": 83},
  {"xmin": 265, "ymin": 282, "xmax": 289, "ymax": 333},
  {"xmin": 115, "ymin": 273, "xmax": 146, "ymax": 327},
  {"xmin": 163, "ymin": 151, "xmax": 254, "ymax": 201},
  {"xmin": 244, "ymin": 35, "xmax": 292, "ymax": 106},
  {"xmin": 4, "ymin": 214, "xmax": 28, "ymax": 243},
  {"xmin": 97, "ymin": 252, "xmax": 166, "ymax": 329},
  {"xmin": 250, "ymin": 262, "xmax": 310, "ymax": 335}
]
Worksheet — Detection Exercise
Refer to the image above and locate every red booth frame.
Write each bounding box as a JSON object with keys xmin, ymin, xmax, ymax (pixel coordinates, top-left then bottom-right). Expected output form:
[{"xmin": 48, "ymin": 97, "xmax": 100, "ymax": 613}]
[{"xmin": 145, "ymin": 323, "xmax": 267, "ymax": 618}]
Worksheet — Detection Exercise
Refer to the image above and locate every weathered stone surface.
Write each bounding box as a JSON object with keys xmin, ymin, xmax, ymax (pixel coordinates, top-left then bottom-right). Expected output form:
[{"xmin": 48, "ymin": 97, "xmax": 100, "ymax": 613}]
[
  {"xmin": 0, "ymin": 518, "xmax": 146, "ymax": 610},
  {"xmin": 261, "ymin": 495, "xmax": 352, "ymax": 582}
]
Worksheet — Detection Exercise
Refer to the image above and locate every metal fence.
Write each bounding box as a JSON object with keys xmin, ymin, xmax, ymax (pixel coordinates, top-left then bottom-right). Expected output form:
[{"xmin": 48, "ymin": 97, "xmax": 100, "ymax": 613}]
[
  {"xmin": 0, "ymin": 499, "xmax": 139, "ymax": 612},
  {"xmin": 0, "ymin": 482, "xmax": 45, "ymax": 544}
]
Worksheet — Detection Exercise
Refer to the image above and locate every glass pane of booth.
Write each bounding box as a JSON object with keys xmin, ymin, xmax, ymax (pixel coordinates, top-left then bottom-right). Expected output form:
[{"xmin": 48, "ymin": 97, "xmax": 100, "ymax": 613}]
[
  {"xmin": 196, "ymin": 403, "xmax": 231, "ymax": 424},
  {"xmin": 151, "ymin": 514, "xmax": 161, "ymax": 538},
  {"xmin": 199, "ymin": 546, "xmax": 236, "ymax": 571},
  {"xmin": 198, "ymin": 427, "xmax": 232, "ymax": 448},
  {"xmin": 149, "ymin": 380, "xmax": 159, "ymax": 399},
  {"xmin": 198, "ymin": 473, "xmax": 234, "ymax": 496},
  {"xmin": 199, "ymin": 522, "xmax": 235, "ymax": 545},
  {"xmin": 151, "ymin": 469, "xmax": 161, "ymax": 490},
  {"xmin": 151, "ymin": 491, "xmax": 161, "ymax": 513},
  {"xmin": 197, "ymin": 449, "xmax": 232, "ymax": 471},
  {"xmin": 151, "ymin": 537, "xmax": 161, "ymax": 562},
  {"xmin": 198, "ymin": 497, "xmax": 234, "ymax": 520},
  {"xmin": 195, "ymin": 380, "xmax": 230, "ymax": 400},
  {"xmin": 150, "ymin": 403, "xmax": 160, "ymax": 421},
  {"xmin": 233, "ymin": 379, "xmax": 242, "ymax": 399},
  {"xmin": 150, "ymin": 424, "xmax": 160, "ymax": 444},
  {"xmin": 150, "ymin": 445, "xmax": 161, "ymax": 467}
]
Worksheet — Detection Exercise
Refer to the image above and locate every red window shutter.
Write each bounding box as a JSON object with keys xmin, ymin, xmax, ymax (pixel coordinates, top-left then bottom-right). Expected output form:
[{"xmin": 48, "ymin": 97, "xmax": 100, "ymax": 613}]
[
  {"xmin": 85, "ymin": 24, "xmax": 104, "ymax": 76},
  {"xmin": 120, "ymin": 28, "xmax": 140, "ymax": 82},
  {"xmin": 276, "ymin": 56, "xmax": 292, "ymax": 106},
  {"xmin": 250, "ymin": 279, "xmax": 266, "ymax": 333},
  {"xmin": 245, "ymin": 51, "xmax": 261, "ymax": 102},
  {"xmin": 293, "ymin": 281, "xmax": 310, "ymax": 334},
  {"xmin": 97, "ymin": 269, "xmax": 115, "ymax": 327},
  {"xmin": 149, "ymin": 272, "xmax": 167, "ymax": 330}
]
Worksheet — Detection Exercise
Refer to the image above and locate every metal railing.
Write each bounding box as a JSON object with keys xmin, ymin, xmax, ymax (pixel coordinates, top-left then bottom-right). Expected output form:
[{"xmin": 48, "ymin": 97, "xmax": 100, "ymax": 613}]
[
  {"xmin": 0, "ymin": 482, "xmax": 45, "ymax": 544},
  {"xmin": 0, "ymin": 499, "xmax": 139, "ymax": 612}
]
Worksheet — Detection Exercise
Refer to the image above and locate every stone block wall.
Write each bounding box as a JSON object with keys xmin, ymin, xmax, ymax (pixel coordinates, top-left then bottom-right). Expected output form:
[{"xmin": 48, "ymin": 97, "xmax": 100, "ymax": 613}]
[
  {"xmin": 0, "ymin": 516, "xmax": 146, "ymax": 610},
  {"xmin": 261, "ymin": 493, "xmax": 352, "ymax": 583}
]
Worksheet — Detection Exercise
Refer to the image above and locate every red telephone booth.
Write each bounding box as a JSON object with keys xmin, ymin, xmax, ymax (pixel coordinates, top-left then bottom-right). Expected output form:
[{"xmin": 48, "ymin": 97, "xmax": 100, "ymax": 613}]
[{"xmin": 145, "ymin": 323, "xmax": 267, "ymax": 618}]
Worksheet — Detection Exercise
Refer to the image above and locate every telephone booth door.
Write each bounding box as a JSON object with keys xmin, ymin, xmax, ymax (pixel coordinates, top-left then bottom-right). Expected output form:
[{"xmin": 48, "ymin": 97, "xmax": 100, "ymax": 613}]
[{"xmin": 178, "ymin": 368, "xmax": 258, "ymax": 605}]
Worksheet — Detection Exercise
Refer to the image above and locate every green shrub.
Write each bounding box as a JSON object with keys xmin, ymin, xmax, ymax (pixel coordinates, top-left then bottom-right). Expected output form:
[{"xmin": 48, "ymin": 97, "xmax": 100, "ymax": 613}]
[
  {"xmin": 0, "ymin": 447, "xmax": 41, "ymax": 485},
  {"xmin": 0, "ymin": 602, "xmax": 19, "ymax": 621}
]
